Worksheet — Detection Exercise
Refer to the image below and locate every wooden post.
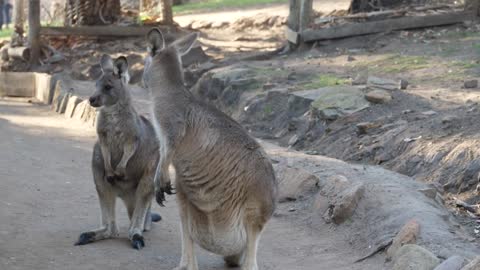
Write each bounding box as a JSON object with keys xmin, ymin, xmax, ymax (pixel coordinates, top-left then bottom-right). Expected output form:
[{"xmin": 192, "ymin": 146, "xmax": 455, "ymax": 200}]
[
  {"xmin": 465, "ymin": 0, "xmax": 480, "ymax": 16},
  {"xmin": 28, "ymin": 0, "xmax": 40, "ymax": 67},
  {"xmin": 286, "ymin": 0, "xmax": 313, "ymax": 45}
]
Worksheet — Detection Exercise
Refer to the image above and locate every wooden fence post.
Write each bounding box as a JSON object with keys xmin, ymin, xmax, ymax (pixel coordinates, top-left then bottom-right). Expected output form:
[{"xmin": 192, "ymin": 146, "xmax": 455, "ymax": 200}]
[
  {"xmin": 28, "ymin": 0, "xmax": 40, "ymax": 67},
  {"xmin": 286, "ymin": 0, "xmax": 313, "ymax": 45}
]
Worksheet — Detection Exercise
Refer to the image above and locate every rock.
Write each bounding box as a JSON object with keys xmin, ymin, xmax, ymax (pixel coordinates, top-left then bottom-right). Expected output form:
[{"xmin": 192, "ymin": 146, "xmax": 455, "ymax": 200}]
[
  {"xmin": 352, "ymin": 73, "xmax": 368, "ymax": 85},
  {"xmin": 434, "ymin": 256, "xmax": 466, "ymax": 270},
  {"xmin": 347, "ymin": 55, "xmax": 356, "ymax": 62},
  {"xmin": 320, "ymin": 175, "xmax": 365, "ymax": 224},
  {"xmin": 356, "ymin": 122, "xmax": 381, "ymax": 135},
  {"xmin": 64, "ymin": 95, "xmax": 82, "ymax": 118},
  {"xmin": 263, "ymin": 83, "xmax": 275, "ymax": 90},
  {"xmin": 191, "ymin": 20, "xmax": 212, "ymax": 29},
  {"xmin": 392, "ymin": 244, "xmax": 440, "ymax": 270},
  {"xmin": 293, "ymin": 86, "xmax": 370, "ymax": 117},
  {"xmin": 400, "ymin": 79, "xmax": 409, "ymax": 90},
  {"xmin": 73, "ymin": 100, "xmax": 88, "ymax": 121},
  {"xmin": 274, "ymin": 165, "xmax": 319, "ymax": 202},
  {"xmin": 365, "ymin": 89, "xmax": 392, "ymax": 104},
  {"xmin": 367, "ymin": 76, "xmax": 399, "ymax": 90},
  {"xmin": 387, "ymin": 219, "xmax": 421, "ymax": 260},
  {"xmin": 320, "ymin": 108, "xmax": 341, "ymax": 121},
  {"xmin": 464, "ymin": 80, "xmax": 478, "ymax": 89},
  {"xmin": 441, "ymin": 115, "xmax": 459, "ymax": 124},
  {"xmin": 461, "ymin": 256, "xmax": 480, "ymax": 270}
]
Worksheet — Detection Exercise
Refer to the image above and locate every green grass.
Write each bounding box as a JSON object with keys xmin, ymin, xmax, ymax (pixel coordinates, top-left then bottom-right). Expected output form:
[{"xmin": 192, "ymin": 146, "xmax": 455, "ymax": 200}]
[
  {"xmin": 302, "ymin": 74, "xmax": 349, "ymax": 89},
  {"xmin": 0, "ymin": 28, "xmax": 12, "ymax": 39},
  {"xmin": 359, "ymin": 54, "xmax": 430, "ymax": 74},
  {"xmin": 173, "ymin": 0, "xmax": 287, "ymax": 14}
]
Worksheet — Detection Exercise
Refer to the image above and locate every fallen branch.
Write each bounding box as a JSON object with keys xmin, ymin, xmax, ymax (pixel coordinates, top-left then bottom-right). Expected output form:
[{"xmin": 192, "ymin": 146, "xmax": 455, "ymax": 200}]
[{"xmin": 454, "ymin": 197, "xmax": 479, "ymax": 214}]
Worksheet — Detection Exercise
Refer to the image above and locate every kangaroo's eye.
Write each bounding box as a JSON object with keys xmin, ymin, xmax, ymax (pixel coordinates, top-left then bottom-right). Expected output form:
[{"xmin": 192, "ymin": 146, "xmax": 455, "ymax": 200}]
[{"xmin": 104, "ymin": 85, "xmax": 112, "ymax": 91}]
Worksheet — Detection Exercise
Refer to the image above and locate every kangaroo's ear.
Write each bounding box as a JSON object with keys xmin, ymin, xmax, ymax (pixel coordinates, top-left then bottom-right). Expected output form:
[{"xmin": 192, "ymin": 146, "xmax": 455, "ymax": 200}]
[
  {"xmin": 170, "ymin": 32, "xmax": 199, "ymax": 56},
  {"xmin": 114, "ymin": 56, "xmax": 130, "ymax": 84},
  {"xmin": 147, "ymin": 28, "xmax": 165, "ymax": 56},
  {"xmin": 100, "ymin": 54, "xmax": 114, "ymax": 73}
]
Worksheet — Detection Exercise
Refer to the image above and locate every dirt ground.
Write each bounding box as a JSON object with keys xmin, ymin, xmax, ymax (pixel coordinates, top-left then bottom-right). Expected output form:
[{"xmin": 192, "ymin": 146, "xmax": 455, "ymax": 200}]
[{"xmin": 0, "ymin": 98, "xmax": 388, "ymax": 270}]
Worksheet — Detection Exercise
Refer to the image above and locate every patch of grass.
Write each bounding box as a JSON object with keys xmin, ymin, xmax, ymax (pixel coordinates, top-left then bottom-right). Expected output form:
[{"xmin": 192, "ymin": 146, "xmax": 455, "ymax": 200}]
[
  {"xmin": 0, "ymin": 28, "xmax": 13, "ymax": 39},
  {"xmin": 173, "ymin": 0, "xmax": 287, "ymax": 14},
  {"xmin": 450, "ymin": 60, "xmax": 480, "ymax": 70},
  {"xmin": 302, "ymin": 74, "xmax": 349, "ymax": 89},
  {"xmin": 360, "ymin": 54, "xmax": 430, "ymax": 74}
]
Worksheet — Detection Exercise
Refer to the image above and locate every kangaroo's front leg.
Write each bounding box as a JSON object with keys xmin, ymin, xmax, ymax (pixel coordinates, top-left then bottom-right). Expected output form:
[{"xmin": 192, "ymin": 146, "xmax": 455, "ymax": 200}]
[
  {"xmin": 128, "ymin": 175, "xmax": 154, "ymax": 250},
  {"xmin": 115, "ymin": 138, "xmax": 138, "ymax": 178},
  {"xmin": 99, "ymin": 143, "xmax": 116, "ymax": 183}
]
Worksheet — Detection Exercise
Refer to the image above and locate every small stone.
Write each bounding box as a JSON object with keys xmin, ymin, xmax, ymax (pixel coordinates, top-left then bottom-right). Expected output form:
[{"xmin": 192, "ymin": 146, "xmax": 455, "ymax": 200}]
[
  {"xmin": 356, "ymin": 122, "xmax": 381, "ymax": 135},
  {"xmin": 288, "ymin": 134, "xmax": 299, "ymax": 146},
  {"xmin": 393, "ymin": 244, "xmax": 440, "ymax": 270},
  {"xmin": 434, "ymin": 256, "xmax": 466, "ymax": 270},
  {"xmin": 352, "ymin": 73, "xmax": 368, "ymax": 85},
  {"xmin": 464, "ymin": 80, "xmax": 478, "ymax": 89},
  {"xmin": 347, "ymin": 55, "xmax": 356, "ymax": 62},
  {"xmin": 418, "ymin": 188, "xmax": 437, "ymax": 199},
  {"xmin": 263, "ymin": 83, "xmax": 275, "ymax": 90},
  {"xmin": 422, "ymin": 110, "xmax": 437, "ymax": 116},
  {"xmin": 461, "ymin": 256, "xmax": 480, "ymax": 270},
  {"xmin": 365, "ymin": 89, "xmax": 392, "ymax": 104},
  {"xmin": 441, "ymin": 115, "xmax": 458, "ymax": 124},
  {"xmin": 399, "ymin": 79, "xmax": 409, "ymax": 90},
  {"xmin": 387, "ymin": 219, "xmax": 421, "ymax": 260}
]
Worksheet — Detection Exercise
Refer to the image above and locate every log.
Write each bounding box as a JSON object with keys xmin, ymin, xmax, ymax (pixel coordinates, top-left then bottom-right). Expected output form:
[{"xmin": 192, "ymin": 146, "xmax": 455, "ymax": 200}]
[
  {"xmin": 8, "ymin": 46, "xmax": 30, "ymax": 61},
  {"xmin": 303, "ymin": 11, "xmax": 471, "ymax": 42},
  {"xmin": 39, "ymin": 26, "xmax": 176, "ymax": 38}
]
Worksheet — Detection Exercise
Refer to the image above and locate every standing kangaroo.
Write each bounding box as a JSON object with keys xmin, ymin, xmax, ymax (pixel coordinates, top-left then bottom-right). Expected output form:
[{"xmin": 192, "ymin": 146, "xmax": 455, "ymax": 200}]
[
  {"xmin": 143, "ymin": 29, "xmax": 278, "ymax": 270},
  {"xmin": 75, "ymin": 55, "xmax": 161, "ymax": 250}
]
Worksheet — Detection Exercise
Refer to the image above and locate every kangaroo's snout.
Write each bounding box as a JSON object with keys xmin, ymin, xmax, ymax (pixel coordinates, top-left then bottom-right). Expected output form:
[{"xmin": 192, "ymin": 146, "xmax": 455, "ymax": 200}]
[{"xmin": 89, "ymin": 96, "xmax": 100, "ymax": 107}]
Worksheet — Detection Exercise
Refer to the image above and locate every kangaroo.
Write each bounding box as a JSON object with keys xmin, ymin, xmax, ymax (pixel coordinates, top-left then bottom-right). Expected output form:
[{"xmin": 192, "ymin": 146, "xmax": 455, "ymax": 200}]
[
  {"xmin": 143, "ymin": 29, "xmax": 278, "ymax": 270},
  {"xmin": 75, "ymin": 54, "xmax": 162, "ymax": 250}
]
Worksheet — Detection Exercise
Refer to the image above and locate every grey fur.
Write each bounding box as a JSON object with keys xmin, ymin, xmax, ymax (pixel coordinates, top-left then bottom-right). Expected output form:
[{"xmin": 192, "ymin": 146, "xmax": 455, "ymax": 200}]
[
  {"xmin": 75, "ymin": 55, "xmax": 160, "ymax": 250},
  {"xmin": 144, "ymin": 29, "xmax": 278, "ymax": 270}
]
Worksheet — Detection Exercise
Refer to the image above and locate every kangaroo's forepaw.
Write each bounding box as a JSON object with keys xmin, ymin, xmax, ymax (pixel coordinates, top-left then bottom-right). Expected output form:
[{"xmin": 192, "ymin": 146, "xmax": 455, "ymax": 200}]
[
  {"xmin": 156, "ymin": 190, "xmax": 166, "ymax": 206},
  {"xmin": 131, "ymin": 234, "xmax": 145, "ymax": 250},
  {"xmin": 75, "ymin": 232, "xmax": 96, "ymax": 246},
  {"xmin": 164, "ymin": 182, "xmax": 175, "ymax": 195},
  {"xmin": 151, "ymin": 212, "xmax": 162, "ymax": 222}
]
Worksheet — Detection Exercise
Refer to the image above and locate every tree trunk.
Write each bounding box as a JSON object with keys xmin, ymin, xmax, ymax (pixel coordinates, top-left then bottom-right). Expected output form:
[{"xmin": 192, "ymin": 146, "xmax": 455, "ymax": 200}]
[
  {"xmin": 159, "ymin": 0, "xmax": 173, "ymax": 24},
  {"xmin": 64, "ymin": 0, "xmax": 121, "ymax": 26},
  {"xmin": 28, "ymin": 0, "xmax": 40, "ymax": 67},
  {"xmin": 11, "ymin": 0, "xmax": 25, "ymax": 46}
]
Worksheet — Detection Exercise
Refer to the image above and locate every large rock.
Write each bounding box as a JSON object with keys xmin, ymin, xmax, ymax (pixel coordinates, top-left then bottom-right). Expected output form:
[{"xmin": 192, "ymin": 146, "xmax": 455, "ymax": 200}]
[
  {"xmin": 319, "ymin": 175, "xmax": 365, "ymax": 224},
  {"xmin": 393, "ymin": 244, "xmax": 440, "ymax": 270},
  {"xmin": 462, "ymin": 256, "xmax": 480, "ymax": 270},
  {"xmin": 434, "ymin": 256, "xmax": 466, "ymax": 270},
  {"xmin": 292, "ymin": 86, "xmax": 370, "ymax": 119},
  {"xmin": 365, "ymin": 89, "xmax": 392, "ymax": 104},
  {"xmin": 64, "ymin": 96, "xmax": 82, "ymax": 119},
  {"xmin": 387, "ymin": 219, "xmax": 421, "ymax": 259},
  {"xmin": 274, "ymin": 165, "xmax": 319, "ymax": 202}
]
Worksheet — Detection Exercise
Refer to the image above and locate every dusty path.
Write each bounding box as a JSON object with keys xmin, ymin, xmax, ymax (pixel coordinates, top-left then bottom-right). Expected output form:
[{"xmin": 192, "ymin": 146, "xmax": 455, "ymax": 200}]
[
  {"xmin": 174, "ymin": 0, "xmax": 351, "ymax": 27},
  {"xmin": 0, "ymin": 98, "xmax": 384, "ymax": 270}
]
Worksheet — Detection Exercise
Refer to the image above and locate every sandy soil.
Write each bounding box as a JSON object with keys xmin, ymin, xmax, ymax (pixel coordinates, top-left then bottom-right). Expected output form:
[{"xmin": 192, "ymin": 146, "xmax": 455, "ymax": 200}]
[
  {"xmin": 0, "ymin": 98, "xmax": 385, "ymax": 270},
  {"xmin": 174, "ymin": 0, "xmax": 352, "ymax": 27}
]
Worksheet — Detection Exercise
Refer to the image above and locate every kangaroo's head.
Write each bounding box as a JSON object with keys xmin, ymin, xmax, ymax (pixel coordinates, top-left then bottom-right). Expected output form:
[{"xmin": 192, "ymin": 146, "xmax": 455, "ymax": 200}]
[
  {"xmin": 89, "ymin": 54, "xmax": 131, "ymax": 108},
  {"xmin": 143, "ymin": 28, "xmax": 198, "ymax": 91}
]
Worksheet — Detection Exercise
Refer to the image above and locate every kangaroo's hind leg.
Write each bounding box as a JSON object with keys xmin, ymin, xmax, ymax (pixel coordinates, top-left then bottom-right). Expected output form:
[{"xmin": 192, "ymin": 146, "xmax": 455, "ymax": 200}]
[
  {"xmin": 75, "ymin": 146, "xmax": 119, "ymax": 245},
  {"xmin": 173, "ymin": 188, "xmax": 198, "ymax": 270},
  {"xmin": 128, "ymin": 173, "xmax": 155, "ymax": 250},
  {"xmin": 241, "ymin": 222, "xmax": 264, "ymax": 270}
]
